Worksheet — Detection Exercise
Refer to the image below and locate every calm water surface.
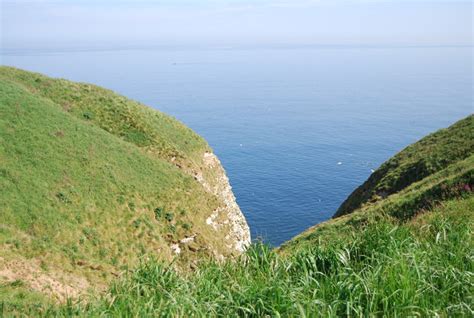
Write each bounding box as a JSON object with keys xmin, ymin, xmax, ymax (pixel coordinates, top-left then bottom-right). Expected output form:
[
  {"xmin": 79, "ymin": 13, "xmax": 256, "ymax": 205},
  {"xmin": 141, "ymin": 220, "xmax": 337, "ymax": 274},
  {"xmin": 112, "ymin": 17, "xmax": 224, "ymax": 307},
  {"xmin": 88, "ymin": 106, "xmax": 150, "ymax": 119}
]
[{"xmin": 2, "ymin": 46, "xmax": 472, "ymax": 245}]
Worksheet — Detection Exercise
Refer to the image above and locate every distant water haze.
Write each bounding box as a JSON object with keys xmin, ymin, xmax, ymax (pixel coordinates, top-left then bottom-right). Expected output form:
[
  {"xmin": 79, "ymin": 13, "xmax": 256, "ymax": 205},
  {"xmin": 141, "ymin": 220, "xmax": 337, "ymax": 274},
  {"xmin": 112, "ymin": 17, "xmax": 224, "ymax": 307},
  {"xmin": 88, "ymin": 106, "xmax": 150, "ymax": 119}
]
[
  {"xmin": 1, "ymin": 46, "xmax": 472, "ymax": 245},
  {"xmin": 2, "ymin": 0, "xmax": 472, "ymax": 49}
]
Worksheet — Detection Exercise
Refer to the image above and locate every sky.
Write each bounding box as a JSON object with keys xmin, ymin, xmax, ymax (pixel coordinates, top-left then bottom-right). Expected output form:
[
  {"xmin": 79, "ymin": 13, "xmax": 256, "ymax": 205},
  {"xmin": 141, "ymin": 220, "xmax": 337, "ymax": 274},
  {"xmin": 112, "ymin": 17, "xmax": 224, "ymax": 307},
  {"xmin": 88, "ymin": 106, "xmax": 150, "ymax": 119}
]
[{"xmin": 1, "ymin": 0, "xmax": 472, "ymax": 49}]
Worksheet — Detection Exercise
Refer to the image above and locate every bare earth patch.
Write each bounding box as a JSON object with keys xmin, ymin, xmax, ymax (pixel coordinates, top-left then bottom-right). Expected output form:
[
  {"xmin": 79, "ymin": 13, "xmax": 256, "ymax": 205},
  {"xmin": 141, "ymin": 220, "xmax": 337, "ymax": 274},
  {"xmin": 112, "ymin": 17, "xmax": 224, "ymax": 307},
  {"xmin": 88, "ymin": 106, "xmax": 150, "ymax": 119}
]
[{"xmin": 0, "ymin": 256, "xmax": 90, "ymax": 302}]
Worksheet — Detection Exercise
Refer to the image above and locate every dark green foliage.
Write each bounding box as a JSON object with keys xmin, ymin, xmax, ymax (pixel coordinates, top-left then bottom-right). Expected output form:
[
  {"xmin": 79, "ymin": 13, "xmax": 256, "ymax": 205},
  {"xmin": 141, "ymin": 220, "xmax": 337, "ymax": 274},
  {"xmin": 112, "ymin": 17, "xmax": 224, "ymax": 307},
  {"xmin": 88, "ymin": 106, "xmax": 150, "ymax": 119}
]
[
  {"xmin": 335, "ymin": 115, "xmax": 474, "ymax": 217},
  {"xmin": 164, "ymin": 212, "xmax": 174, "ymax": 222},
  {"xmin": 82, "ymin": 112, "xmax": 93, "ymax": 120},
  {"xmin": 154, "ymin": 207, "xmax": 163, "ymax": 220},
  {"xmin": 182, "ymin": 223, "xmax": 192, "ymax": 231},
  {"xmin": 55, "ymin": 192, "xmax": 71, "ymax": 204},
  {"xmin": 132, "ymin": 219, "xmax": 141, "ymax": 229}
]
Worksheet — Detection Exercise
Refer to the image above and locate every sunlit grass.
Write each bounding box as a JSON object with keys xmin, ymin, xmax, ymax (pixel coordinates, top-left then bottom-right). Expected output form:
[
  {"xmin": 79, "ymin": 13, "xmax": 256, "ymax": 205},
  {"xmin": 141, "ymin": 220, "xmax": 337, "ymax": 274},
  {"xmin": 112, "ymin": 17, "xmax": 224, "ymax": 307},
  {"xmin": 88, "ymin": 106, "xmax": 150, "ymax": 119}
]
[
  {"xmin": 1, "ymin": 66, "xmax": 472, "ymax": 317},
  {"xmin": 5, "ymin": 196, "xmax": 470, "ymax": 317},
  {"xmin": 0, "ymin": 67, "xmax": 235, "ymax": 308},
  {"xmin": 336, "ymin": 115, "xmax": 474, "ymax": 217}
]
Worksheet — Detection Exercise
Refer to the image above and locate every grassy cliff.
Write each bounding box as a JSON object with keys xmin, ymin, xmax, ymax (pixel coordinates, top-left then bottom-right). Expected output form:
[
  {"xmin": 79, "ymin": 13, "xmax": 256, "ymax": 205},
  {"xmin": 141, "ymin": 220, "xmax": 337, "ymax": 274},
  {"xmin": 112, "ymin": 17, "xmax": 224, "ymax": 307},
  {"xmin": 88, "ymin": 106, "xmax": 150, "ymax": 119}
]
[
  {"xmin": 1, "ymin": 68, "xmax": 472, "ymax": 316},
  {"xmin": 280, "ymin": 115, "xmax": 473, "ymax": 253},
  {"xmin": 59, "ymin": 115, "xmax": 469, "ymax": 317},
  {"xmin": 49, "ymin": 196, "xmax": 472, "ymax": 317},
  {"xmin": 0, "ymin": 67, "xmax": 249, "ymax": 306},
  {"xmin": 334, "ymin": 115, "xmax": 473, "ymax": 218}
]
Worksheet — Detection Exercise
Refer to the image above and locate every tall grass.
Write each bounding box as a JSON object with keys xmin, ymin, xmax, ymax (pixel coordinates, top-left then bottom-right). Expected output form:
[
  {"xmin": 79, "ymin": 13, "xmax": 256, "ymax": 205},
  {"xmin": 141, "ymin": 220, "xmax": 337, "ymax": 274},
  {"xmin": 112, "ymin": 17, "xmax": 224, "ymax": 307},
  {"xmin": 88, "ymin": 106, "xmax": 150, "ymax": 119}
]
[{"xmin": 26, "ymin": 197, "xmax": 470, "ymax": 317}]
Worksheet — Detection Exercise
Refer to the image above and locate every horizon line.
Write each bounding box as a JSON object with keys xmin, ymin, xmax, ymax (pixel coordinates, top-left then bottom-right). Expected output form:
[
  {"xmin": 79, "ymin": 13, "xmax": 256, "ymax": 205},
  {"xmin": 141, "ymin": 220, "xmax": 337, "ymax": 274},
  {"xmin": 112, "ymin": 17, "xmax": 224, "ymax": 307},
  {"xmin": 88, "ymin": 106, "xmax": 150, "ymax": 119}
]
[{"xmin": 1, "ymin": 43, "xmax": 473, "ymax": 56}]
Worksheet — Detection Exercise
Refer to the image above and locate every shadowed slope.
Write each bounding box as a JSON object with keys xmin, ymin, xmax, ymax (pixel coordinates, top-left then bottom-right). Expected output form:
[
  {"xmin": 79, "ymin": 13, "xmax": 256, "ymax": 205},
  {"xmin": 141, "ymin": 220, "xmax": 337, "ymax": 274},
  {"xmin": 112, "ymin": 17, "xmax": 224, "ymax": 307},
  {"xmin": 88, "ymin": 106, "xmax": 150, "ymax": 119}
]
[{"xmin": 334, "ymin": 115, "xmax": 473, "ymax": 218}]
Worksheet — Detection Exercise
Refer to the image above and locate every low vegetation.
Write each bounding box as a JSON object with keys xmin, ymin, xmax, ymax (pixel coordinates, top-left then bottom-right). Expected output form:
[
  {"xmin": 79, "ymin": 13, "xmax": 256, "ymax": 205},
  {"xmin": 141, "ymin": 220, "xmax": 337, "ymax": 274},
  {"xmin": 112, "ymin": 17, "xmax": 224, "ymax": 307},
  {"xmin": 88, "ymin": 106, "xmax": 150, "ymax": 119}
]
[
  {"xmin": 335, "ymin": 115, "xmax": 473, "ymax": 217},
  {"xmin": 6, "ymin": 196, "xmax": 472, "ymax": 317},
  {"xmin": 0, "ymin": 67, "xmax": 472, "ymax": 316},
  {"xmin": 0, "ymin": 67, "xmax": 244, "ymax": 306}
]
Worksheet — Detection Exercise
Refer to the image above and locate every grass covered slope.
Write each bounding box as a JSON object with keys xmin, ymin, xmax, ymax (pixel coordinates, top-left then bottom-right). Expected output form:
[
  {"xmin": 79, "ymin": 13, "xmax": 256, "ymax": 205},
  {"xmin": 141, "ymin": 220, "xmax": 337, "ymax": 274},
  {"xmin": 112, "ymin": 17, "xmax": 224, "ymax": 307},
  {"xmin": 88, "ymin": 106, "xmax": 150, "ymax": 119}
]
[
  {"xmin": 0, "ymin": 67, "xmax": 248, "ymax": 303},
  {"xmin": 23, "ymin": 196, "xmax": 474, "ymax": 317},
  {"xmin": 0, "ymin": 66, "xmax": 250, "ymax": 252},
  {"xmin": 334, "ymin": 115, "xmax": 474, "ymax": 217},
  {"xmin": 282, "ymin": 115, "xmax": 473, "ymax": 251},
  {"xmin": 0, "ymin": 67, "xmax": 472, "ymax": 316},
  {"xmin": 55, "ymin": 115, "xmax": 469, "ymax": 317},
  {"xmin": 0, "ymin": 66, "xmax": 208, "ymax": 165}
]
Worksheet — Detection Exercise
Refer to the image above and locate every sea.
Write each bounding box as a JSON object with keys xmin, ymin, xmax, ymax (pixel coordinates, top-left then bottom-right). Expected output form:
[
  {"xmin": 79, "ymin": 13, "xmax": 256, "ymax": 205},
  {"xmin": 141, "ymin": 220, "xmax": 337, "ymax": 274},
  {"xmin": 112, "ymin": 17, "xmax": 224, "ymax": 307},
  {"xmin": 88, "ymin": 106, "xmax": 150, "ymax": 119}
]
[{"xmin": 1, "ymin": 45, "xmax": 472, "ymax": 246}]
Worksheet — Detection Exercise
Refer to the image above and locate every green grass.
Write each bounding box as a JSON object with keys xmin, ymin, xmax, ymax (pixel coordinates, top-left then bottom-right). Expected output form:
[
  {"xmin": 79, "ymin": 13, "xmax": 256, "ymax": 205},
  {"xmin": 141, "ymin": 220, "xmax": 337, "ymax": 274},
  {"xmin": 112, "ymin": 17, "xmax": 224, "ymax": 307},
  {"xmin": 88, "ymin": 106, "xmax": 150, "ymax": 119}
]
[
  {"xmin": 0, "ymin": 66, "xmax": 209, "ymax": 165},
  {"xmin": 281, "ymin": 154, "xmax": 473, "ymax": 252},
  {"xmin": 0, "ymin": 67, "xmax": 241, "ymax": 305},
  {"xmin": 0, "ymin": 66, "xmax": 229, "ymax": 194},
  {"xmin": 6, "ymin": 196, "xmax": 472, "ymax": 317},
  {"xmin": 1, "ymin": 66, "xmax": 472, "ymax": 316},
  {"xmin": 335, "ymin": 115, "xmax": 474, "ymax": 217}
]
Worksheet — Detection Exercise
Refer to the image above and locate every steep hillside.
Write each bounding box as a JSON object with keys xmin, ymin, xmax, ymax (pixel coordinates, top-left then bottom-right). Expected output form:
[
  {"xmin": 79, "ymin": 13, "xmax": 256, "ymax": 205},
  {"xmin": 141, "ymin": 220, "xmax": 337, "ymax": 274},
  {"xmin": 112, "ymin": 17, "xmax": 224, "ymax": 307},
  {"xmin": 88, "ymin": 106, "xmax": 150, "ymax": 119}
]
[
  {"xmin": 10, "ymin": 196, "xmax": 472, "ymax": 316},
  {"xmin": 0, "ymin": 68, "xmax": 471, "ymax": 317},
  {"xmin": 49, "ymin": 196, "xmax": 472, "ymax": 317},
  {"xmin": 280, "ymin": 155, "xmax": 472, "ymax": 252},
  {"xmin": 53, "ymin": 115, "xmax": 468, "ymax": 317},
  {"xmin": 281, "ymin": 115, "xmax": 473, "ymax": 252},
  {"xmin": 0, "ymin": 67, "xmax": 250, "ymax": 301},
  {"xmin": 334, "ymin": 115, "xmax": 473, "ymax": 217}
]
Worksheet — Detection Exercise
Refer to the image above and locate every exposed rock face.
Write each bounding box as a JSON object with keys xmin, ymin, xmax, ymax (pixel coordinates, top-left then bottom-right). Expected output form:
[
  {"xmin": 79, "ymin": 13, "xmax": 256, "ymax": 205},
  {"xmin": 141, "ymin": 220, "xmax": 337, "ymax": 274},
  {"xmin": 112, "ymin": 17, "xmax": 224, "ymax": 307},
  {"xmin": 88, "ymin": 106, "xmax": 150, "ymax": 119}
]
[{"xmin": 197, "ymin": 152, "xmax": 251, "ymax": 253}]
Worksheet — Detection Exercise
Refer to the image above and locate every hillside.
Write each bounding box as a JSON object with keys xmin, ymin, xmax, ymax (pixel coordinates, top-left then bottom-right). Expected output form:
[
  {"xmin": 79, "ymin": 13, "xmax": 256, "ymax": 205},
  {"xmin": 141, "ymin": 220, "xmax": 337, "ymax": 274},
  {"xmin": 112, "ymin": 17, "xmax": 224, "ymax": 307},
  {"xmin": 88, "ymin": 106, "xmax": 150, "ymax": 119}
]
[
  {"xmin": 58, "ymin": 115, "xmax": 470, "ymax": 317},
  {"xmin": 0, "ymin": 68, "xmax": 472, "ymax": 316},
  {"xmin": 334, "ymin": 115, "xmax": 473, "ymax": 218},
  {"xmin": 0, "ymin": 67, "xmax": 250, "ymax": 302},
  {"xmin": 280, "ymin": 115, "xmax": 473, "ymax": 252},
  {"xmin": 45, "ymin": 196, "xmax": 473, "ymax": 317}
]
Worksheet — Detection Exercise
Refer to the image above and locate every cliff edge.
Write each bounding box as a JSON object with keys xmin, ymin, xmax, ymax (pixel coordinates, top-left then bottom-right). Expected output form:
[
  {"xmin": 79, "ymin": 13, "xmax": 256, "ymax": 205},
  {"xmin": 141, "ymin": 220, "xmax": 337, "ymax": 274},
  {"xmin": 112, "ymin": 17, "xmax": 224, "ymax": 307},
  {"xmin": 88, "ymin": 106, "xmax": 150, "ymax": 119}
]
[{"xmin": 0, "ymin": 66, "xmax": 250, "ymax": 300}]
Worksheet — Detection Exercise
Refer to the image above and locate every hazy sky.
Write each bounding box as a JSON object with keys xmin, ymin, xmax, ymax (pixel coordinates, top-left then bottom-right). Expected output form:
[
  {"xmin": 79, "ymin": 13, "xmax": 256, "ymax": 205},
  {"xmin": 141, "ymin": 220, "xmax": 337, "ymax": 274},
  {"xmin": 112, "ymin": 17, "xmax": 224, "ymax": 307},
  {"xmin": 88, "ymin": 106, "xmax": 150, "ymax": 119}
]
[{"xmin": 1, "ymin": 0, "xmax": 472, "ymax": 49}]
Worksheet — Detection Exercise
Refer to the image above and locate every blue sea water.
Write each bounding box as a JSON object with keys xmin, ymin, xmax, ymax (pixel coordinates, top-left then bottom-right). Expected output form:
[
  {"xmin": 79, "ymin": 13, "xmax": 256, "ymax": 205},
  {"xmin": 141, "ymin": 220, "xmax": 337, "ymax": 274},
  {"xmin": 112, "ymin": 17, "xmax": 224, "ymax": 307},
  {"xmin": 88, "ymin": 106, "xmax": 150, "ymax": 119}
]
[{"xmin": 1, "ymin": 46, "xmax": 472, "ymax": 246}]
